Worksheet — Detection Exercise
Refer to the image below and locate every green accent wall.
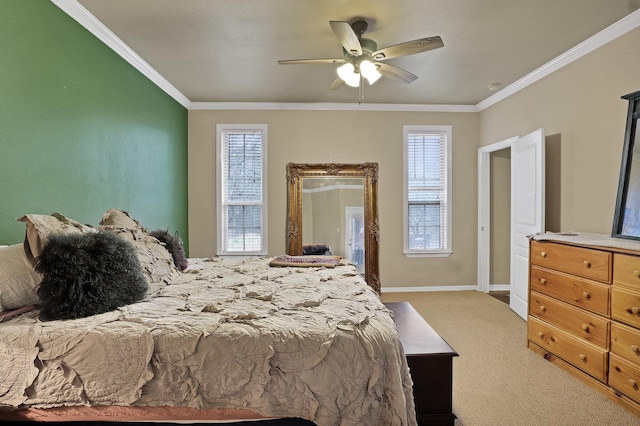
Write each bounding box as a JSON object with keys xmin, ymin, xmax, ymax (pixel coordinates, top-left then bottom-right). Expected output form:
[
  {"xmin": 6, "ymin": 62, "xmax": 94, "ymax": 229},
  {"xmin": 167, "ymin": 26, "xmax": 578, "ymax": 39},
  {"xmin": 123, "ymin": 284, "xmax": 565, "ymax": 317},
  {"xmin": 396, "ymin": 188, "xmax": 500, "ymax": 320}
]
[{"xmin": 0, "ymin": 1, "xmax": 188, "ymax": 251}]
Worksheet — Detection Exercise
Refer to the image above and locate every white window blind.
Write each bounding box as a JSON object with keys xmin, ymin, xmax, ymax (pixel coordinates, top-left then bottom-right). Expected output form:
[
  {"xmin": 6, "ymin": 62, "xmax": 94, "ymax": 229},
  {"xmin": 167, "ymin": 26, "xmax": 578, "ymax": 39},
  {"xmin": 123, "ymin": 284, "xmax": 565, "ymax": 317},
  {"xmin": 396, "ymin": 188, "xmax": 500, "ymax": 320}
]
[
  {"xmin": 403, "ymin": 125, "xmax": 452, "ymax": 256},
  {"xmin": 217, "ymin": 125, "xmax": 267, "ymax": 255}
]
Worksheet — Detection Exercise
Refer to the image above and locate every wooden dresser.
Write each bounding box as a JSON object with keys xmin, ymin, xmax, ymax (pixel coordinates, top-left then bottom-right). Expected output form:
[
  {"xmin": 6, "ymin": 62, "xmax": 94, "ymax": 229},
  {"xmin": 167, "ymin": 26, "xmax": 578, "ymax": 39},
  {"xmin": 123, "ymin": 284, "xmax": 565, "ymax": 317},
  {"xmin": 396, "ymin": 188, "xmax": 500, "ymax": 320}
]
[{"xmin": 527, "ymin": 234, "xmax": 640, "ymax": 417}]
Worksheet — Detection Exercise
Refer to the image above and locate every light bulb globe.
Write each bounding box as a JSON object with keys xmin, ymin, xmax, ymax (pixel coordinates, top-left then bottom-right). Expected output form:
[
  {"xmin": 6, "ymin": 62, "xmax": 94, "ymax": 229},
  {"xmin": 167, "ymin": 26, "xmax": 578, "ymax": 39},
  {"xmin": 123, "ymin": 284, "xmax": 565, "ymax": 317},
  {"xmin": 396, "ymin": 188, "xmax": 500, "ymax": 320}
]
[{"xmin": 337, "ymin": 63, "xmax": 355, "ymax": 81}]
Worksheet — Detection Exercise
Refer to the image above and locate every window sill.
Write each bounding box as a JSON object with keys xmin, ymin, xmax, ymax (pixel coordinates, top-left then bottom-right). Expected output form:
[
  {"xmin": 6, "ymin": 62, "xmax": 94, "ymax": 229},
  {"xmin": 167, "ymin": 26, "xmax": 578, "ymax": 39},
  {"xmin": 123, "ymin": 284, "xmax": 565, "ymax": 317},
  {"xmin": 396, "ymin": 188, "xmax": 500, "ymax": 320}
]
[
  {"xmin": 404, "ymin": 250, "xmax": 452, "ymax": 258},
  {"xmin": 216, "ymin": 252, "xmax": 268, "ymax": 257}
]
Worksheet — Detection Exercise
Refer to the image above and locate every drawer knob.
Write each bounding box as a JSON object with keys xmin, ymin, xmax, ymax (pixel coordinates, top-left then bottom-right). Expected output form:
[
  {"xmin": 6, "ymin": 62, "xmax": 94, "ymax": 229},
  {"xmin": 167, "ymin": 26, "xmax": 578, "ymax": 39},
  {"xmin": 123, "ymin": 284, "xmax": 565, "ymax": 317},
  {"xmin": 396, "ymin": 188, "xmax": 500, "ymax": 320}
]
[
  {"xmin": 582, "ymin": 292, "xmax": 591, "ymax": 300},
  {"xmin": 541, "ymin": 251, "xmax": 547, "ymax": 258},
  {"xmin": 540, "ymin": 278, "xmax": 547, "ymax": 285},
  {"xmin": 630, "ymin": 379, "xmax": 638, "ymax": 389},
  {"xmin": 581, "ymin": 324, "xmax": 590, "ymax": 332},
  {"xmin": 579, "ymin": 354, "xmax": 587, "ymax": 361},
  {"xmin": 537, "ymin": 332, "xmax": 544, "ymax": 338},
  {"xmin": 634, "ymin": 270, "xmax": 640, "ymax": 278},
  {"xmin": 539, "ymin": 305, "xmax": 546, "ymax": 312},
  {"xmin": 583, "ymin": 260, "xmax": 591, "ymax": 268},
  {"xmin": 632, "ymin": 307, "xmax": 640, "ymax": 315},
  {"xmin": 631, "ymin": 345, "xmax": 639, "ymax": 353}
]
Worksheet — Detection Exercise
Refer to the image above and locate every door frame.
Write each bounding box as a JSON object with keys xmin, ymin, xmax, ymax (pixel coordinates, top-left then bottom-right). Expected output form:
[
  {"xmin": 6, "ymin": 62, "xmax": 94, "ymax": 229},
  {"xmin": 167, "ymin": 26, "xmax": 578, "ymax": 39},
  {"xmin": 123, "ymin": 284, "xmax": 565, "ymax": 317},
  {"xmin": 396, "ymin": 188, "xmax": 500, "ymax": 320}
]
[{"xmin": 477, "ymin": 136, "xmax": 519, "ymax": 293}]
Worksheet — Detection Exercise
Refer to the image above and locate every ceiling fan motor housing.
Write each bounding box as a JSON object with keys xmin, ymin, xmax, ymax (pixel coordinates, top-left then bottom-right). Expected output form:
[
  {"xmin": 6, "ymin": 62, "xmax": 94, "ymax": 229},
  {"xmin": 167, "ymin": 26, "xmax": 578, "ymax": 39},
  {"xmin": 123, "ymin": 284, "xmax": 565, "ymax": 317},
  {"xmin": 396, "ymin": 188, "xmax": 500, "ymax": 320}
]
[
  {"xmin": 350, "ymin": 20, "xmax": 369, "ymax": 37},
  {"xmin": 343, "ymin": 38, "xmax": 378, "ymax": 63}
]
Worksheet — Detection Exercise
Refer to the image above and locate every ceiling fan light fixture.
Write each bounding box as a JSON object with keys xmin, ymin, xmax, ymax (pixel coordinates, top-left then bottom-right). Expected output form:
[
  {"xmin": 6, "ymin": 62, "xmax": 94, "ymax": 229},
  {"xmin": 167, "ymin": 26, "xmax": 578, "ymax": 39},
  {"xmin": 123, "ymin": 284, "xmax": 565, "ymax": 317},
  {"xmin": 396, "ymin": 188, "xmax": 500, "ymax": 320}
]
[
  {"xmin": 337, "ymin": 63, "xmax": 355, "ymax": 80},
  {"xmin": 337, "ymin": 63, "xmax": 360, "ymax": 87},
  {"xmin": 365, "ymin": 73, "xmax": 381, "ymax": 85},
  {"xmin": 345, "ymin": 73, "xmax": 360, "ymax": 87},
  {"xmin": 360, "ymin": 60, "xmax": 381, "ymax": 85}
]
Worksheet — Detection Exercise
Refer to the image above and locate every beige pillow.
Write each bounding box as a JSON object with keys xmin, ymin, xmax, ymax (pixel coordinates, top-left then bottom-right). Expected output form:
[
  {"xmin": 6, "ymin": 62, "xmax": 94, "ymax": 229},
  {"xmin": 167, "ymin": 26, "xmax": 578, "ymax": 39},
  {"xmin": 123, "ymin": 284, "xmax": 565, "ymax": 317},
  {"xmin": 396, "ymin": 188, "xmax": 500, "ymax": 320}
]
[
  {"xmin": 17, "ymin": 213, "xmax": 95, "ymax": 261},
  {"xmin": 99, "ymin": 208, "xmax": 143, "ymax": 230},
  {"xmin": 0, "ymin": 244, "xmax": 42, "ymax": 311},
  {"xmin": 99, "ymin": 209, "xmax": 178, "ymax": 294}
]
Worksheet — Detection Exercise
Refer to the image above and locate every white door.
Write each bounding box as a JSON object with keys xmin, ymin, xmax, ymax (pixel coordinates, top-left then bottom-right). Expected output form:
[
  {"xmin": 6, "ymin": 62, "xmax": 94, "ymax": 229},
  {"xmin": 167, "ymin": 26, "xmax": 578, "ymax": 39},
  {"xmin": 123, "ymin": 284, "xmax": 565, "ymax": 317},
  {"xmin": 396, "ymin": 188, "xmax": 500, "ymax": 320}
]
[
  {"xmin": 345, "ymin": 207, "xmax": 365, "ymax": 274},
  {"xmin": 510, "ymin": 128, "xmax": 545, "ymax": 319}
]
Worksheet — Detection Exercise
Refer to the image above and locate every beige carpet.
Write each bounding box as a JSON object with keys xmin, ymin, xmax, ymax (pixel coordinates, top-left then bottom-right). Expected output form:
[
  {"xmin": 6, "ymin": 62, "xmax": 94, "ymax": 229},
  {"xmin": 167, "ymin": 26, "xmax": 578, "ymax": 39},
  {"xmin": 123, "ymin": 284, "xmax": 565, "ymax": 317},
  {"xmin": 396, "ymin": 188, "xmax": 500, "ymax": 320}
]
[{"xmin": 381, "ymin": 291, "xmax": 640, "ymax": 426}]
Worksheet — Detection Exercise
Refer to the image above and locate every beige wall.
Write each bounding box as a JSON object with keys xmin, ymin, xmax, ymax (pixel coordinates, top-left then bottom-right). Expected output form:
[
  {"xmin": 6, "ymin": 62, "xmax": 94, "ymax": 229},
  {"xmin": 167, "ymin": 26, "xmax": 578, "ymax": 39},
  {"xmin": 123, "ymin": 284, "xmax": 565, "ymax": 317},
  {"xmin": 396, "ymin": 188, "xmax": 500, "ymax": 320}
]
[
  {"xmin": 490, "ymin": 149, "xmax": 511, "ymax": 284},
  {"xmin": 479, "ymin": 27, "xmax": 640, "ymax": 234},
  {"xmin": 189, "ymin": 110, "xmax": 479, "ymax": 289}
]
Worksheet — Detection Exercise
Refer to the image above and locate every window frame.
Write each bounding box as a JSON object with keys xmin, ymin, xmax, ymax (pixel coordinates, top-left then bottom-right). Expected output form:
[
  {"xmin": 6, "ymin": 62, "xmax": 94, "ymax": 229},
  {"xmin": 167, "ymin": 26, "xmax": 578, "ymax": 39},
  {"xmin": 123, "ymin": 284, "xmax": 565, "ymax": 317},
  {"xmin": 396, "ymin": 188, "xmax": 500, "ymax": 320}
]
[
  {"xmin": 216, "ymin": 124, "xmax": 268, "ymax": 256},
  {"xmin": 403, "ymin": 125, "xmax": 452, "ymax": 257}
]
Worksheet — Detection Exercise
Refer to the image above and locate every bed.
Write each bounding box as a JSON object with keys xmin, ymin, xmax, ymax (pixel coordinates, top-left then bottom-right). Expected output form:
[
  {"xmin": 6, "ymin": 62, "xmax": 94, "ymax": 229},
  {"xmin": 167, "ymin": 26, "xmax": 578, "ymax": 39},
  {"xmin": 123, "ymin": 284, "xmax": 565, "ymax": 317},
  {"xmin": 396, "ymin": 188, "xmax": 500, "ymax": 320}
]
[{"xmin": 0, "ymin": 209, "xmax": 416, "ymax": 425}]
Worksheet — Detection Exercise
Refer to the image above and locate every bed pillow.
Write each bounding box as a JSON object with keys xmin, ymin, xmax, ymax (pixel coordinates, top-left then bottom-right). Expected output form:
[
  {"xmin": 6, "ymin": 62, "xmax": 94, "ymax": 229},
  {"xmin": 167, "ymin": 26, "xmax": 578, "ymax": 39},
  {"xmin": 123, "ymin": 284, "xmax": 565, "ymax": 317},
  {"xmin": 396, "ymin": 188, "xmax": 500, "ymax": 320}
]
[
  {"xmin": 99, "ymin": 209, "xmax": 179, "ymax": 292},
  {"xmin": 0, "ymin": 244, "xmax": 42, "ymax": 311},
  {"xmin": 99, "ymin": 208, "xmax": 143, "ymax": 230},
  {"xmin": 148, "ymin": 229, "xmax": 188, "ymax": 271},
  {"xmin": 17, "ymin": 213, "xmax": 95, "ymax": 262},
  {"xmin": 35, "ymin": 230, "xmax": 148, "ymax": 321}
]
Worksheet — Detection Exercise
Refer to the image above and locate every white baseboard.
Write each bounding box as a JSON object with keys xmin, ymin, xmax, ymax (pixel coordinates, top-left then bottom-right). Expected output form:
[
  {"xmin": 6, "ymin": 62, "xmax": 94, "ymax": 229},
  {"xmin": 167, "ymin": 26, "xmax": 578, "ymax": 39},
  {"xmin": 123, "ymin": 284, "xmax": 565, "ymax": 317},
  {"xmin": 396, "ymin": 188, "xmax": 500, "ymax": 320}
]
[
  {"xmin": 489, "ymin": 284, "xmax": 510, "ymax": 292},
  {"xmin": 381, "ymin": 285, "xmax": 478, "ymax": 293},
  {"xmin": 381, "ymin": 284, "xmax": 511, "ymax": 293}
]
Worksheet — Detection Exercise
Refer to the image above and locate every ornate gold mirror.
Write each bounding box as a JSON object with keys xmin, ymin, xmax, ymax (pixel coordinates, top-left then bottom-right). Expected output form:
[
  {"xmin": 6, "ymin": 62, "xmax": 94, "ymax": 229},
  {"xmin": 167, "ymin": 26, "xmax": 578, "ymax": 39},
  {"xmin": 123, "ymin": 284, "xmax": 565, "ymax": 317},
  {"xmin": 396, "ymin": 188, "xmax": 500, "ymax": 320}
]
[{"xmin": 287, "ymin": 163, "xmax": 380, "ymax": 293}]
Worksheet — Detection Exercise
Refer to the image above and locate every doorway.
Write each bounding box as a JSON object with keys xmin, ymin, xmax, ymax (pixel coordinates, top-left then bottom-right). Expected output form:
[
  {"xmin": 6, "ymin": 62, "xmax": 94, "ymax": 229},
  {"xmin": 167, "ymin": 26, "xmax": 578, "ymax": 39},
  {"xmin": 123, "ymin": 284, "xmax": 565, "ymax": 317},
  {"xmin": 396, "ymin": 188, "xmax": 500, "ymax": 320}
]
[
  {"xmin": 489, "ymin": 148, "xmax": 512, "ymax": 298},
  {"xmin": 478, "ymin": 137, "xmax": 518, "ymax": 296},
  {"xmin": 478, "ymin": 130, "xmax": 546, "ymax": 319},
  {"xmin": 345, "ymin": 206, "xmax": 365, "ymax": 274}
]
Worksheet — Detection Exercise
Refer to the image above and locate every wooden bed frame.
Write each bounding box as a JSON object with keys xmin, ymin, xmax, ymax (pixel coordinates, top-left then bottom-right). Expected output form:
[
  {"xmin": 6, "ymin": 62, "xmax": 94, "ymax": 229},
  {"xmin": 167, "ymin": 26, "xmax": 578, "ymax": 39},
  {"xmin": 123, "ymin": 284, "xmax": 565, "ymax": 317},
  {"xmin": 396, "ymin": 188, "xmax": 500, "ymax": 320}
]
[{"xmin": 384, "ymin": 302, "xmax": 458, "ymax": 426}]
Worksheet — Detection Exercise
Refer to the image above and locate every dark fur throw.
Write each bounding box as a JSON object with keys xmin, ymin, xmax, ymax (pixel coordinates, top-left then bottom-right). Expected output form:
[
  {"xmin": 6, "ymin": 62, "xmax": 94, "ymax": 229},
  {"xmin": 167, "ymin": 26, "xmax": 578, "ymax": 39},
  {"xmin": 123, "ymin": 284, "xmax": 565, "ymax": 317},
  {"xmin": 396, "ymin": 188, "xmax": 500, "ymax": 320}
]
[
  {"xmin": 149, "ymin": 229, "xmax": 188, "ymax": 271},
  {"xmin": 35, "ymin": 230, "xmax": 148, "ymax": 321}
]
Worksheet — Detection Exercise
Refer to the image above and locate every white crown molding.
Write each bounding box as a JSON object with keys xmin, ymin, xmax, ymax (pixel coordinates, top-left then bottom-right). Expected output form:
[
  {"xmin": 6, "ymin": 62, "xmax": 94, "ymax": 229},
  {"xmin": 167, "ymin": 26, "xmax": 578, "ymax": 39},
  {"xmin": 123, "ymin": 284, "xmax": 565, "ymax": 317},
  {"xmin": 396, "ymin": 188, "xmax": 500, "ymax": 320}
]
[
  {"xmin": 51, "ymin": 0, "xmax": 191, "ymax": 108},
  {"xmin": 476, "ymin": 8, "xmax": 640, "ymax": 111},
  {"xmin": 188, "ymin": 101, "xmax": 478, "ymax": 112},
  {"xmin": 53, "ymin": 1, "xmax": 640, "ymax": 113}
]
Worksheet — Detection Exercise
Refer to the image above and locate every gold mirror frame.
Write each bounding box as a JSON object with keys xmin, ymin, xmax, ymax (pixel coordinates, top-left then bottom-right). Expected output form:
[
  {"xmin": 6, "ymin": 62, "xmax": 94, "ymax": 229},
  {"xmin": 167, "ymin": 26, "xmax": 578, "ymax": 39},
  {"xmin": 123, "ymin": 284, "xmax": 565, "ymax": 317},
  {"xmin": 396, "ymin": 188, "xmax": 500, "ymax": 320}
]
[{"xmin": 286, "ymin": 162, "xmax": 380, "ymax": 293}]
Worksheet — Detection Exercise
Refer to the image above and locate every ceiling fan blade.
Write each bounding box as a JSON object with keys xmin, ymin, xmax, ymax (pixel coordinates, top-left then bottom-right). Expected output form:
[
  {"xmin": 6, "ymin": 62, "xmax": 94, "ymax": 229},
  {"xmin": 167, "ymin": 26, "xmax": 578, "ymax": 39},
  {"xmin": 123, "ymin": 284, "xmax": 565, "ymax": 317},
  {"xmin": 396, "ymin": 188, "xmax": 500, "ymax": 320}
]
[
  {"xmin": 376, "ymin": 62, "xmax": 418, "ymax": 83},
  {"xmin": 278, "ymin": 58, "xmax": 346, "ymax": 65},
  {"xmin": 372, "ymin": 36, "xmax": 444, "ymax": 61},
  {"xmin": 328, "ymin": 78, "xmax": 344, "ymax": 90},
  {"xmin": 329, "ymin": 21, "xmax": 362, "ymax": 56}
]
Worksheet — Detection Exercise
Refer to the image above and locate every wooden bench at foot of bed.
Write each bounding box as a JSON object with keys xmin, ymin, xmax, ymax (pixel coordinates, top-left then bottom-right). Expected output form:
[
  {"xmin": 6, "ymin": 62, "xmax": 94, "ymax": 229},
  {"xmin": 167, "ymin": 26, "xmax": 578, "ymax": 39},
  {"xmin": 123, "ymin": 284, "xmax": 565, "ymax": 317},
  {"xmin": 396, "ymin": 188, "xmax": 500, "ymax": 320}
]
[{"xmin": 384, "ymin": 302, "xmax": 458, "ymax": 426}]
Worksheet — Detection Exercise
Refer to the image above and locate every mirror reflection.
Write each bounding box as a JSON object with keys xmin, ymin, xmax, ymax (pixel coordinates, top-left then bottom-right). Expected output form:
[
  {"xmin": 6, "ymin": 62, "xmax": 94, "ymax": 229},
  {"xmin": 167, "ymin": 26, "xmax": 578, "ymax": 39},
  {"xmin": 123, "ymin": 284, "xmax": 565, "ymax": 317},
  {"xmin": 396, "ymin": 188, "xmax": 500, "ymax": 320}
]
[
  {"xmin": 620, "ymin": 121, "xmax": 640, "ymax": 236},
  {"xmin": 302, "ymin": 178, "xmax": 365, "ymax": 273},
  {"xmin": 613, "ymin": 90, "xmax": 640, "ymax": 240}
]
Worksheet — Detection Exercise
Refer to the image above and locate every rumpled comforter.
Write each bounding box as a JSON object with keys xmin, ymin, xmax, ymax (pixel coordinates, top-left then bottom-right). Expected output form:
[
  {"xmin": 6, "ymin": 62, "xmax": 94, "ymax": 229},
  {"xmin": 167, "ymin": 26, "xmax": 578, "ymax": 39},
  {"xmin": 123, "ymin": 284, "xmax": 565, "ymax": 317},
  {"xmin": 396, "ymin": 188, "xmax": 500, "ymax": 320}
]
[{"xmin": 0, "ymin": 257, "xmax": 416, "ymax": 426}]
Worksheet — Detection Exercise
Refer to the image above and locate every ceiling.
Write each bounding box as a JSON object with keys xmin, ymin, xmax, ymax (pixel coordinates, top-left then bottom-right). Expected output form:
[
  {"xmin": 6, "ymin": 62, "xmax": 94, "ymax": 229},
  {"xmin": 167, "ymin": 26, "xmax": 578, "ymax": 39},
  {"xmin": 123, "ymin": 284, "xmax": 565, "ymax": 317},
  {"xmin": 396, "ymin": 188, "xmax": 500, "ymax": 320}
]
[{"xmin": 70, "ymin": 0, "xmax": 640, "ymax": 107}]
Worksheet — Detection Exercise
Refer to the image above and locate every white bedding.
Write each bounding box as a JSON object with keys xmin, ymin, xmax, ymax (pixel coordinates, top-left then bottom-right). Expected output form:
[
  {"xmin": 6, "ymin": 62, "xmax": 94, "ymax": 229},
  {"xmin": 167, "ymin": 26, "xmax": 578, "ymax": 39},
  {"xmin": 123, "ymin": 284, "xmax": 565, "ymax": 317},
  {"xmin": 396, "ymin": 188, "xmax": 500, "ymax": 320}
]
[{"xmin": 0, "ymin": 257, "xmax": 416, "ymax": 426}]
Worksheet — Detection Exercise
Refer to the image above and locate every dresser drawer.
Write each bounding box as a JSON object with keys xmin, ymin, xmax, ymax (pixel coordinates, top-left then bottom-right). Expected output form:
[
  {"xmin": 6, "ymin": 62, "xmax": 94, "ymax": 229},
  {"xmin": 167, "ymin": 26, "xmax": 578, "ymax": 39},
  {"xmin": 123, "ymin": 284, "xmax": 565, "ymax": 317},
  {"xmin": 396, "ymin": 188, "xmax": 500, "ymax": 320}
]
[
  {"xmin": 529, "ymin": 291, "xmax": 609, "ymax": 349},
  {"xmin": 611, "ymin": 321, "xmax": 640, "ymax": 364},
  {"xmin": 530, "ymin": 240, "xmax": 612, "ymax": 283},
  {"xmin": 612, "ymin": 286, "xmax": 640, "ymax": 328},
  {"xmin": 610, "ymin": 353, "xmax": 640, "ymax": 404},
  {"xmin": 528, "ymin": 316, "xmax": 608, "ymax": 382},
  {"xmin": 614, "ymin": 253, "xmax": 640, "ymax": 290},
  {"xmin": 530, "ymin": 266, "xmax": 611, "ymax": 316}
]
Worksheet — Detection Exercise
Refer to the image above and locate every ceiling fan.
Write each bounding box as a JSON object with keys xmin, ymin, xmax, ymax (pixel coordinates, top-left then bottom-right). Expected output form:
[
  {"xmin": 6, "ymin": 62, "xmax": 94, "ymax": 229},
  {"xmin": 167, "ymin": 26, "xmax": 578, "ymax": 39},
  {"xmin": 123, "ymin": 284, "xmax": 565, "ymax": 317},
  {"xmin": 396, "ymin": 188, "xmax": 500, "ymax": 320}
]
[{"xmin": 277, "ymin": 19, "xmax": 444, "ymax": 90}]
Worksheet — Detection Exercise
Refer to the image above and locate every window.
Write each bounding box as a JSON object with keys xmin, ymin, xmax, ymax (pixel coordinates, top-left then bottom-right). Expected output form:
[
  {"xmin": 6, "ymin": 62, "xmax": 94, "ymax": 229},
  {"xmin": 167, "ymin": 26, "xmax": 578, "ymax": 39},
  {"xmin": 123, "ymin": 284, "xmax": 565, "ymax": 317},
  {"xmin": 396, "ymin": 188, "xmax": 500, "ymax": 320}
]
[
  {"xmin": 403, "ymin": 125, "xmax": 452, "ymax": 257},
  {"xmin": 216, "ymin": 124, "xmax": 267, "ymax": 255}
]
